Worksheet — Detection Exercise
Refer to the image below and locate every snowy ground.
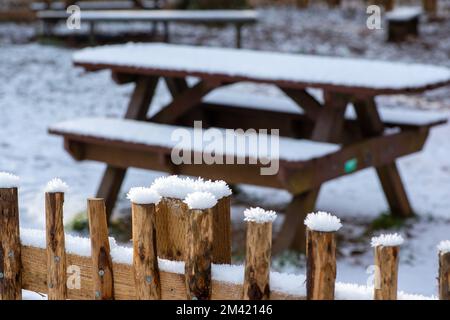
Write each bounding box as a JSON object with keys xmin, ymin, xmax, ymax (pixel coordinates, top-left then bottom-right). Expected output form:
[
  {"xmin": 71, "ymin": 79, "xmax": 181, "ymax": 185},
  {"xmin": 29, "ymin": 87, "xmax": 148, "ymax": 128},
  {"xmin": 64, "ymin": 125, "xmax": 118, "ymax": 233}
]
[{"xmin": 1, "ymin": 3, "xmax": 450, "ymax": 297}]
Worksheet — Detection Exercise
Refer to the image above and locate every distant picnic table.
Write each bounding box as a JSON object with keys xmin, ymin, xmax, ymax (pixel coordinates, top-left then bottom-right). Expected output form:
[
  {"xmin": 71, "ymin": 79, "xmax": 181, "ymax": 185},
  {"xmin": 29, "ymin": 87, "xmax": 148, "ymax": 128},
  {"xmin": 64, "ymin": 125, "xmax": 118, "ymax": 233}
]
[
  {"xmin": 50, "ymin": 43, "xmax": 450, "ymax": 252},
  {"xmin": 36, "ymin": 10, "xmax": 259, "ymax": 47}
]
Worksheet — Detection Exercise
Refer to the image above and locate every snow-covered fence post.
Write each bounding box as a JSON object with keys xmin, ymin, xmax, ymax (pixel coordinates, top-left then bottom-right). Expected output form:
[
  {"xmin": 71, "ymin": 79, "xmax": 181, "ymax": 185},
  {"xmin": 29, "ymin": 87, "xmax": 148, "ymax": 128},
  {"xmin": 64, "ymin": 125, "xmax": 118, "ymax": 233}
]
[
  {"xmin": 438, "ymin": 241, "xmax": 450, "ymax": 300},
  {"xmin": 242, "ymin": 208, "xmax": 277, "ymax": 300},
  {"xmin": 183, "ymin": 192, "xmax": 217, "ymax": 300},
  {"xmin": 127, "ymin": 187, "xmax": 162, "ymax": 300},
  {"xmin": 88, "ymin": 198, "xmax": 114, "ymax": 300},
  {"xmin": 45, "ymin": 178, "xmax": 69, "ymax": 300},
  {"xmin": 371, "ymin": 233, "xmax": 403, "ymax": 300},
  {"xmin": 304, "ymin": 212, "xmax": 342, "ymax": 300},
  {"xmin": 0, "ymin": 172, "xmax": 22, "ymax": 300}
]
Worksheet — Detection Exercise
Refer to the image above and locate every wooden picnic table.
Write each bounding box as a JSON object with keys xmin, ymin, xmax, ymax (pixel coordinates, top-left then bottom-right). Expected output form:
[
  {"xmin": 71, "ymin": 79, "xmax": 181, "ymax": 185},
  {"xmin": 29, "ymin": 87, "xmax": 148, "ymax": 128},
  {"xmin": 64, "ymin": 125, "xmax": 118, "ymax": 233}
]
[
  {"xmin": 55, "ymin": 43, "xmax": 450, "ymax": 253},
  {"xmin": 37, "ymin": 10, "xmax": 259, "ymax": 47}
]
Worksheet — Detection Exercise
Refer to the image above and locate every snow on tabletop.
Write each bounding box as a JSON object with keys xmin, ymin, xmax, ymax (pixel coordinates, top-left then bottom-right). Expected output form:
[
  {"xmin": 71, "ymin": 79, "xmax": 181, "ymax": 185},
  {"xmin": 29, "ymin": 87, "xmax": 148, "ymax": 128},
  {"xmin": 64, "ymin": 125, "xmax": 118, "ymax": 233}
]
[
  {"xmin": 44, "ymin": 178, "xmax": 69, "ymax": 193},
  {"xmin": 437, "ymin": 240, "xmax": 450, "ymax": 254},
  {"xmin": 73, "ymin": 43, "xmax": 450, "ymax": 91},
  {"xmin": 49, "ymin": 117, "xmax": 340, "ymax": 162},
  {"xmin": 184, "ymin": 191, "xmax": 217, "ymax": 210},
  {"xmin": 126, "ymin": 186, "xmax": 161, "ymax": 205},
  {"xmin": 151, "ymin": 175, "xmax": 196, "ymax": 199},
  {"xmin": 371, "ymin": 233, "xmax": 404, "ymax": 247},
  {"xmin": 243, "ymin": 207, "xmax": 277, "ymax": 224},
  {"xmin": 194, "ymin": 178, "xmax": 232, "ymax": 200},
  {"xmin": 304, "ymin": 211, "xmax": 342, "ymax": 232},
  {"xmin": 386, "ymin": 7, "xmax": 422, "ymax": 21},
  {"xmin": 0, "ymin": 172, "xmax": 20, "ymax": 188}
]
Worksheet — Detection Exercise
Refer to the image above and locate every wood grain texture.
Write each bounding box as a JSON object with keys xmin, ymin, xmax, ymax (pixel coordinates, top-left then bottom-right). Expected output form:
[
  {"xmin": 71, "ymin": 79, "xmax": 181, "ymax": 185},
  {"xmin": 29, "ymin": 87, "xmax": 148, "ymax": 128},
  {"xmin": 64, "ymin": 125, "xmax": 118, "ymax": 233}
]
[
  {"xmin": 243, "ymin": 222, "xmax": 271, "ymax": 300},
  {"xmin": 212, "ymin": 196, "xmax": 231, "ymax": 264},
  {"xmin": 131, "ymin": 202, "xmax": 161, "ymax": 299},
  {"xmin": 45, "ymin": 192, "xmax": 67, "ymax": 300},
  {"xmin": 422, "ymin": 0, "xmax": 437, "ymax": 15},
  {"xmin": 0, "ymin": 188, "xmax": 22, "ymax": 300},
  {"xmin": 306, "ymin": 229, "xmax": 336, "ymax": 300},
  {"xmin": 185, "ymin": 208, "xmax": 213, "ymax": 300},
  {"xmin": 374, "ymin": 245, "xmax": 399, "ymax": 300},
  {"xmin": 439, "ymin": 252, "xmax": 450, "ymax": 300},
  {"xmin": 87, "ymin": 198, "xmax": 114, "ymax": 300},
  {"xmin": 21, "ymin": 246, "xmax": 302, "ymax": 300}
]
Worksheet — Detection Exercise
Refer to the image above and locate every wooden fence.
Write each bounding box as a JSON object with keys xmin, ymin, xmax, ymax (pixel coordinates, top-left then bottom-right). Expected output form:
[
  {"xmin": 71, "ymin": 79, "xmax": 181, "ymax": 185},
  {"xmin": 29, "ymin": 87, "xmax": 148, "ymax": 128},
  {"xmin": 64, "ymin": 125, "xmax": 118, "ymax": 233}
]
[{"xmin": 0, "ymin": 180, "xmax": 449, "ymax": 300}]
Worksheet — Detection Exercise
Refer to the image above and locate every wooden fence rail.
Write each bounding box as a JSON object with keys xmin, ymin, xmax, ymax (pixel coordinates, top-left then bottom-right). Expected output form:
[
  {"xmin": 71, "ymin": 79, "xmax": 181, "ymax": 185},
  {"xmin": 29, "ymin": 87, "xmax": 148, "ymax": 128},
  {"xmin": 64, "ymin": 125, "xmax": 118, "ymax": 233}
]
[{"xmin": 0, "ymin": 174, "xmax": 449, "ymax": 300}]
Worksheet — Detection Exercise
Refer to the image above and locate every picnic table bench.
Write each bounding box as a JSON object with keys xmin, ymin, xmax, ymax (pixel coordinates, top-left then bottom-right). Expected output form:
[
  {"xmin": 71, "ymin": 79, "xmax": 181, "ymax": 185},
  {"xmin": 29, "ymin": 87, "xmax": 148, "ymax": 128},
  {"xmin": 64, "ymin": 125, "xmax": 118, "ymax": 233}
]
[
  {"xmin": 37, "ymin": 10, "xmax": 259, "ymax": 47},
  {"xmin": 49, "ymin": 43, "xmax": 450, "ymax": 253}
]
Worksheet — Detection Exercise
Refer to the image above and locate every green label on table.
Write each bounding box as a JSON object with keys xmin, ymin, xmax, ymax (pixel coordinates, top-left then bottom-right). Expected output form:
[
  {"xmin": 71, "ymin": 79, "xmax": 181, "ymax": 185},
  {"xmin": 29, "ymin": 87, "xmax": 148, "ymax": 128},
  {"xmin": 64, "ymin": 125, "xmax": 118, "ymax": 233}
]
[{"xmin": 344, "ymin": 158, "xmax": 358, "ymax": 173}]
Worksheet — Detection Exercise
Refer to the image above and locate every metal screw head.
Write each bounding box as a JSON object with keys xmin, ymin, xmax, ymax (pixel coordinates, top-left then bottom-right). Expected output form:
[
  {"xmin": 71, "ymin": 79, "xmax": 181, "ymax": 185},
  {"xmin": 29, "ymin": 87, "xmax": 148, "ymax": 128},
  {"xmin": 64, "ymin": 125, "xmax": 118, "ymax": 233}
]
[
  {"xmin": 98, "ymin": 269, "xmax": 105, "ymax": 277},
  {"xmin": 95, "ymin": 291, "xmax": 101, "ymax": 298},
  {"xmin": 48, "ymin": 283, "xmax": 54, "ymax": 289},
  {"xmin": 8, "ymin": 251, "xmax": 14, "ymax": 258},
  {"xmin": 145, "ymin": 276, "xmax": 152, "ymax": 283},
  {"xmin": 54, "ymin": 256, "xmax": 60, "ymax": 263},
  {"xmin": 0, "ymin": 272, "xmax": 4, "ymax": 279}
]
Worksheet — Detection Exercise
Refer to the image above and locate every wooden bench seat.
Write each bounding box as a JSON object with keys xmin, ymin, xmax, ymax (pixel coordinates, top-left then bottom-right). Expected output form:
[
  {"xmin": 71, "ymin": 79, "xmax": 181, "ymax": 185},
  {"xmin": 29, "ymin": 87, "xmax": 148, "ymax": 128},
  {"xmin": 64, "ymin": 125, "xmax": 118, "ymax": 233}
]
[{"xmin": 49, "ymin": 117, "xmax": 430, "ymax": 194}]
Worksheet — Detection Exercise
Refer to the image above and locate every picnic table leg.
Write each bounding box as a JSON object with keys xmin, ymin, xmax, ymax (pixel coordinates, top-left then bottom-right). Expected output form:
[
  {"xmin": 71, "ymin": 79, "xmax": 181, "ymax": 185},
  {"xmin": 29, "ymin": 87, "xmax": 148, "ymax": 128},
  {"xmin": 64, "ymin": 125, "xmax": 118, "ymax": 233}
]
[
  {"xmin": 96, "ymin": 76, "xmax": 159, "ymax": 220},
  {"xmin": 353, "ymin": 98, "xmax": 413, "ymax": 218},
  {"xmin": 235, "ymin": 23, "xmax": 243, "ymax": 49},
  {"xmin": 89, "ymin": 22, "xmax": 96, "ymax": 46},
  {"xmin": 163, "ymin": 22, "xmax": 170, "ymax": 43}
]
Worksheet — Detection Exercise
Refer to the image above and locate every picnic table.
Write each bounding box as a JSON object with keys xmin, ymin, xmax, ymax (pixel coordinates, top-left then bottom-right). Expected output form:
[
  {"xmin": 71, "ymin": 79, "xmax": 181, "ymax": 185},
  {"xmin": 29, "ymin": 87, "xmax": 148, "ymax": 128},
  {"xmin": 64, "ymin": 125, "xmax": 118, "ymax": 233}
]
[
  {"xmin": 31, "ymin": 0, "xmax": 160, "ymax": 11},
  {"xmin": 49, "ymin": 43, "xmax": 450, "ymax": 253},
  {"xmin": 37, "ymin": 10, "xmax": 259, "ymax": 47}
]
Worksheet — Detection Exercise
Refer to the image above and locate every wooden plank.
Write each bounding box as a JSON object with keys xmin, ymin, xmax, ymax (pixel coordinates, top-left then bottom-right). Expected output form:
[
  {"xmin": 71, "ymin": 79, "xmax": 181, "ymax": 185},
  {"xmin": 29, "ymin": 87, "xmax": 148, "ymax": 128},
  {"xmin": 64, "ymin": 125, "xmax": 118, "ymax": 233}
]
[
  {"xmin": 45, "ymin": 192, "xmax": 67, "ymax": 300},
  {"xmin": 0, "ymin": 188, "xmax": 22, "ymax": 300},
  {"xmin": 439, "ymin": 251, "xmax": 450, "ymax": 300},
  {"xmin": 281, "ymin": 88, "xmax": 322, "ymax": 121},
  {"xmin": 87, "ymin": 198, "xmax": 114, "ymax": 300},
  {"xmin": 21, "ymin": 246, "xmax": 302, "ymax": 300}
]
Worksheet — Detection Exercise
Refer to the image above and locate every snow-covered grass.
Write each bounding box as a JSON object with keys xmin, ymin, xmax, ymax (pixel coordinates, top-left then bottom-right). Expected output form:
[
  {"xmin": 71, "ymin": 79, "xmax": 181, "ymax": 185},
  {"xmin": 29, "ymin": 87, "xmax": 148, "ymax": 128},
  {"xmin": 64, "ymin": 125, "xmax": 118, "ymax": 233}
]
[
  {"xmin": 44, "ymin": 178, "xmax": 69, "ymax": 193},
  {"xmin": 126, "ymin": 186, "xmax": 161, "ymax": 205},
  {"xmin": 243, "ymin": 207, "xmax": 277, "ymax": 223},
  {"xmin": 371, "ymin": 233, "xmax": 404, "ymax": 247},
  {"xmin": 184, "ymin": 191, "xmax": 217, "ymax": 210},
  {"xmin": 304, "ymin": 211, "xmax": 342, "ymax": 232}
]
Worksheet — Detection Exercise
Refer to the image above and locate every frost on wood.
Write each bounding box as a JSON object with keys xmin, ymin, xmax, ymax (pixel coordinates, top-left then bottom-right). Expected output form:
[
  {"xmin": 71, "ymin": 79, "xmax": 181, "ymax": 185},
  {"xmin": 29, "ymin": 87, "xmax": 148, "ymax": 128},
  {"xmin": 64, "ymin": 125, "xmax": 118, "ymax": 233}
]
[
  {"xmin": 45, "ymin": 178, "xmax": 69, "ymax": 193},
  {"xmin": 371, "ymin": 233, "xmax": 404, "ymax": 247},
  {"xmin": 194, "ymin": 179, "xmax": 232, "ymax": 200},
  {"xmin": 126, "ymin": 186, "xmax": 161, "ymax": 205},
  {"xmin": 0, "ymin": 171, "xmax": 20, "ymax": 188},
  {"xmin": 151, "ymin": 175, "xmax": 196, "ymax": 199},
  {"xmin": 437, "ymin": 240, "xmax": 450, "ymax": 254},
  {"xmin": 183, "ymin": 191, "xmax": 217, "ymax": 210},
  {"xmin": 243, "ymin": 207, "xmax": 277, "ymax": 223},
  {"xmin": 304, "ymin": 211, "xmax": 342, "ymax": 232}
]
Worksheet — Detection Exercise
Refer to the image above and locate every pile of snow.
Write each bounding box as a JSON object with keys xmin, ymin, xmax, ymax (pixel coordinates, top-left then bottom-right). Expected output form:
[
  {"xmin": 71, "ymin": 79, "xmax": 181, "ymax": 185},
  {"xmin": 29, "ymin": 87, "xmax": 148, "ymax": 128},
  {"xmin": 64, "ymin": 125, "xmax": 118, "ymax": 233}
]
[
  {"xmin": 371, "ymin": 233, "xmax": 404, "ymax": 247},
  {"xmin": 44, "ymin": 178, "xmax": 69, "ymax": 193},
  {"xmin": 126, "ymin": 186, "xmax": 161, "ymax": 205},
  {"xmin": 183, "ymin": 191, "xmax": 217, "ymax": 210},
  {"xmin": 243, "ymin": 207, "xmax": 277, "ymax": 223},
  {"xmin": 437, "ymin": 240, "xmax": 450, "ymax": 254},
  {"xmin": 304, "ymin": 211, "xmax": 342, "ymax": 232},
  {"xmin": 0, "ymin": 172, "xmax": 20, "ymax": 188},
  {"xmin": 194, "ymin": 178, "xmax": 232, "ymax": 200}
]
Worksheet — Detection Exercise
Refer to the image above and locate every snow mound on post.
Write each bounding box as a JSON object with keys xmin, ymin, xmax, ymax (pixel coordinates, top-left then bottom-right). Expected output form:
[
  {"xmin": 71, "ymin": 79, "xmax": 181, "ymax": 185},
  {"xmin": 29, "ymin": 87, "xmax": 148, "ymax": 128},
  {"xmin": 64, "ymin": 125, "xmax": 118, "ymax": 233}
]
[
  {"xmin": 45, "ymin": 178, "xmax": 69, "ymax": 193},
  {"xmin": 243, "ymin": 207, "xmax": 277, "ymax": 223},
  {"xmin": 126, "ymin": 187, "xmax": 161, "ymax": 205},
  {"xmin": 184, "ymin": 191, "xmax": 217, "ymax": 210},
  {"xmin": 304, "ymin": 211, "xmax": 342, "ymax": 232},
  {"xmin": 151, "ymin": 175, "xmax": 195, "ymax": 199},
  {"xmin": 0, "ymin": 172, "xmax": 20, "ymax": 188},
  {"xmin": 194, "ymin": 179, "xmax": 232, "ymax": 200},
  {"xmin": 371, "ymin": 233, "xmax": 404, "ymax": 247},
  {"xmin": 437, "ymin": 240, "xmax": 450, "ymax": 254}
]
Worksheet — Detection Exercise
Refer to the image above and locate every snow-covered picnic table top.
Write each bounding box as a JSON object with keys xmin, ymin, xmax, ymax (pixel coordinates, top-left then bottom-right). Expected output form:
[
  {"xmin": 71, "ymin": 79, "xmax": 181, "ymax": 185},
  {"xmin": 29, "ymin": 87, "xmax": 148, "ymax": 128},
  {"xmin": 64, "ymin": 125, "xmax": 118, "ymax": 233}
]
[
  {"xmin": 38, "ymin": 9, "xmax": 259, "ymax": 23},
  {"xmin": 32, "ymin": 0, "xmax": 157, "ymax": 11},
  {"xmin": 73, "ymin": 43, "xmax": 450, "ymax": 94},
  {"xmin": 386, "ymin": 7, "xmax": 423, "ymax": 21}
]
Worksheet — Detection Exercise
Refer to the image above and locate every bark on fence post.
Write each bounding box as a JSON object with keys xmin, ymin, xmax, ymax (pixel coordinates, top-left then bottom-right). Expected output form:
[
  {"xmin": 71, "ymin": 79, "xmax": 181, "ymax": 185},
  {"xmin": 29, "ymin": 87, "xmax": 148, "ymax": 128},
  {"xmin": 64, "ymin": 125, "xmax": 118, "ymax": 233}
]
[
  {"xmin": 0, "ymin": 173, "xmax": 22, "ymax": 300},
  {"xmin": 183, "ymin": 192, "xmax": 217, "ymax": 300},
  {"xmin": 304, "ymin": 212, "xmax": 342, "ymax": 300},
  {"xmin": 242, "ymin": 208, "xmax": 277, "ymax": 300},
  {"xmin": 45, "ymin": 178, "xmax": 69, "ymax": 300},
  {"xmin": 438, "ymin": 241, "xmax": 450, "ymax": 300},
  {"xmin": 88, "ymin": 198, "xmax": 114, "ymax": 300},
  {"xmin": 128, "ymin": 187, "xmax": 161, "ymax": 300},
  {"xmin": 371, "ymin": 233, "xmax": 403, "ymax": 300}
]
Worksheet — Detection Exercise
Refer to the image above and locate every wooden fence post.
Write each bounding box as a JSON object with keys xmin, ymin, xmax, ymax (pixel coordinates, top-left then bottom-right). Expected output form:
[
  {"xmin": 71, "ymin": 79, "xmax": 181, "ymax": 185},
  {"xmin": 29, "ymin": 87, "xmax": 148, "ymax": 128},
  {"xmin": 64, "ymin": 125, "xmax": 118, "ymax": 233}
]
[
  {"xmin": 438, "ymin": 241, "xmax": 450, "ymax": 300},
  {"xmin": 422, "ymin": 0, "xmax": 437, "ymax": 17},
  {"xmin": 128, "ymin": 187, "xmax": 161, "ymax": 300},
  {"xmin": 45, "ymin": 178, "xmax": 68, "ymax": 300},
  {"xmin": 371, "ymin": 233, "xmax": 403, "ymax": 300},
  {"xmin": 242, "ymin": 207, "xmax": 277, "ymax": 300},
  {"xmin": 0, "ymin": 173, "xmax": 22, "ymax": 300},
  {"xmin": 88, "ymin": 198, "xmax": 114, "ymax": 300},
  {"xmin": 183, "ymin": 191, "xmax": 217, "ymax": 300},
  {"xmin": 304, "ymin": 212, "xmax": 342, "ymax": 300}
]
